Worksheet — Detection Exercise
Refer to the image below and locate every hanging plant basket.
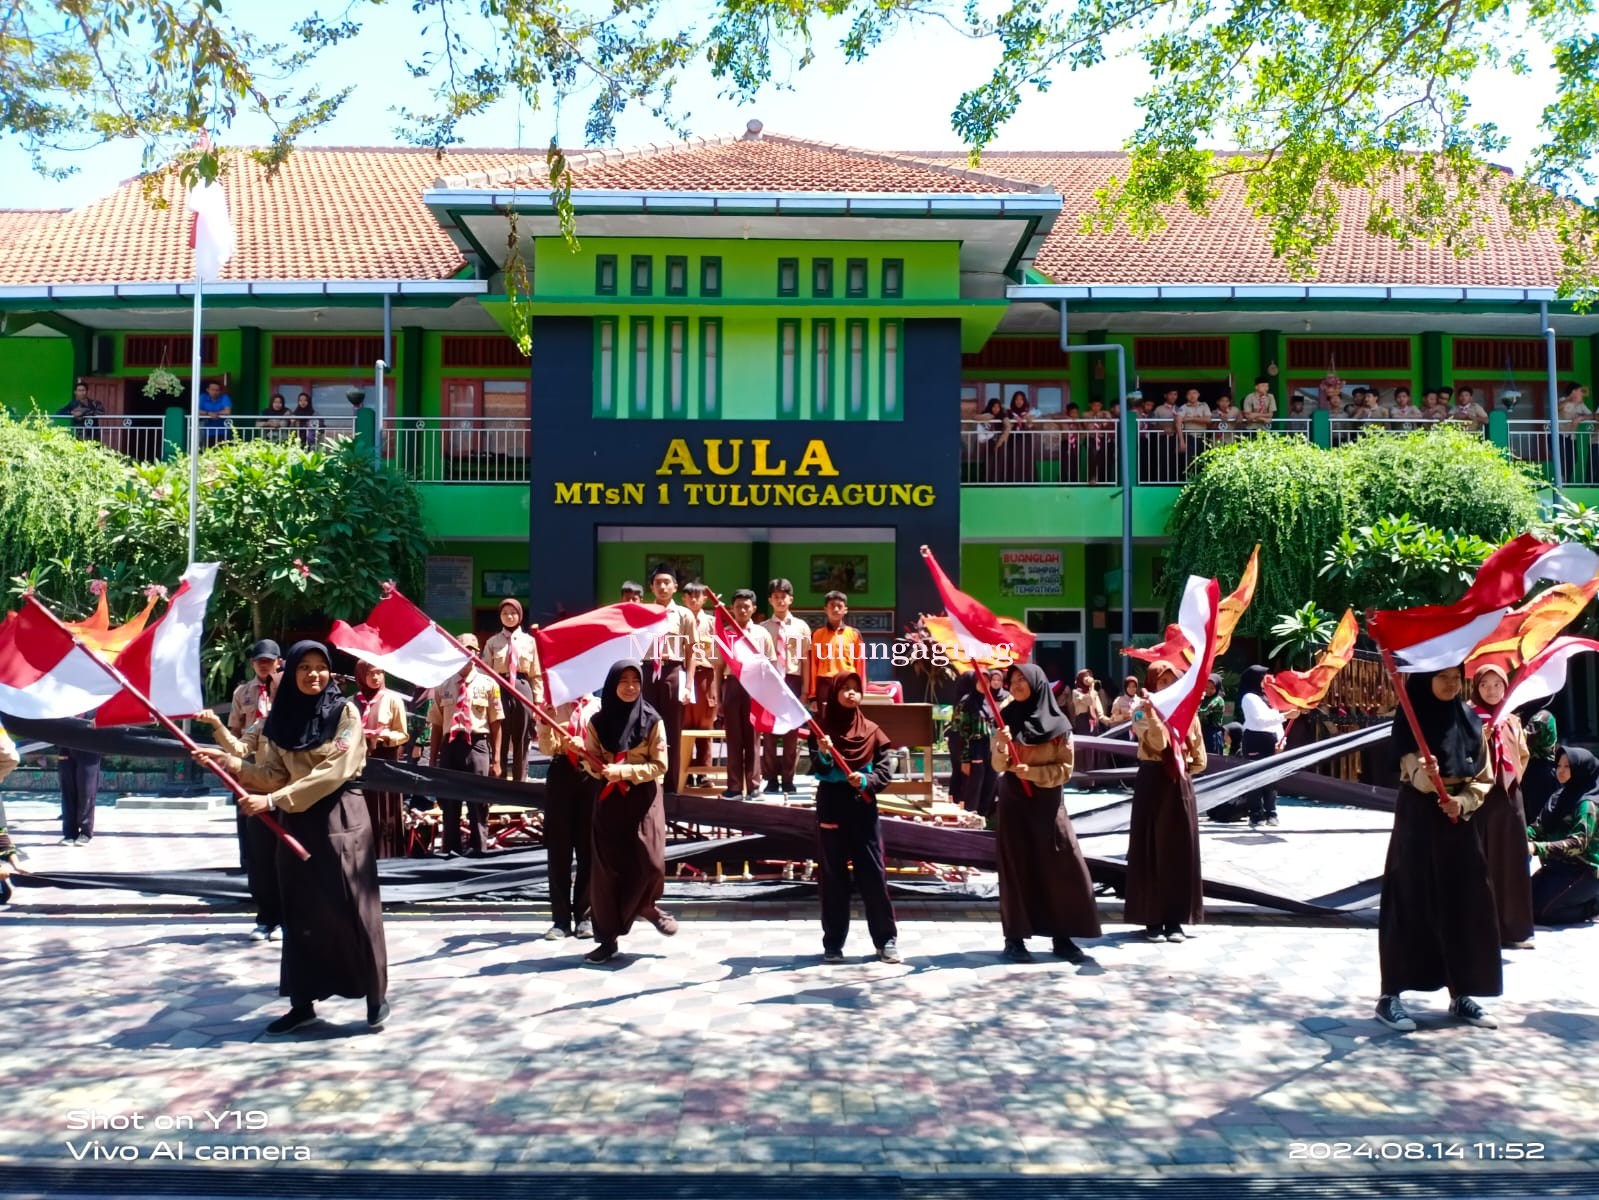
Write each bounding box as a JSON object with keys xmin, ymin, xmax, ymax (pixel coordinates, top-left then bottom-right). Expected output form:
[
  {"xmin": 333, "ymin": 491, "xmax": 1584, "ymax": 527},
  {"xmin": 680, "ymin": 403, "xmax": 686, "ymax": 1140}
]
[
  {"xmin": 345, "ymin": 387, "xmax": 366, "ymax": 404},
  {"xmin": 142, "ymin": 368, "xmax": 184, "ymax": 400}
]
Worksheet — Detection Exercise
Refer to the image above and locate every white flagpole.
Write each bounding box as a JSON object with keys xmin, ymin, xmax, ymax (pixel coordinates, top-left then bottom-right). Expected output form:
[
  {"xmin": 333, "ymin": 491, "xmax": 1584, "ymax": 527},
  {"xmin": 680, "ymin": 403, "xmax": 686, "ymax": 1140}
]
[{"xmin": 186, "ymin": 267, "xmax": 203, "ymax": 567}]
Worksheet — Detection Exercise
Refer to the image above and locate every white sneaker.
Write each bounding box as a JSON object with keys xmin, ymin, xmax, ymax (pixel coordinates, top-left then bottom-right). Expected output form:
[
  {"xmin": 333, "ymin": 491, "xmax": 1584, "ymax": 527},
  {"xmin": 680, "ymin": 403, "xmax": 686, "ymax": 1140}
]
[
  {"xmin": 266, "ymin": 926, "xmax": 280, "ymax": 942},
  {"xmin": 1449, "ymin": 996, "xmax": 1498, "ymax": 1029},
  {"xmin": 249, "ymin": 924, "xmax": 271, "ymax": 941}
]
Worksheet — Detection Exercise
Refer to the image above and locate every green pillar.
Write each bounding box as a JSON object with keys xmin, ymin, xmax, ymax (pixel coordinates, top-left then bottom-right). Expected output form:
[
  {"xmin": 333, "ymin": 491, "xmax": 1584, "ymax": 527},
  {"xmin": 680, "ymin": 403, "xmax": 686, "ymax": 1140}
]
[
  {"xmin": 1312, "ymin": 409, "xmax": 1332, "ymax": 449},
  {"xmin": 238, "ymin": 325, "xmax": 261, "ymax": 413},
  {"xmin": 162, "ymin": 406, "xmax": 185, "ymax": 460},
  {"xmin": 1087, "ymin": 328, "xmax": 1110, "ymax": 406},
  {"xmin": 402, "ymin": 326, "xmax": 424, "ymax": 418},
  {"xmin": 1084, "ymin": 542, "xmax": 1112, "ymax": 679},
  {"xmin": 1257, "ymin": 329, "xmax": 1283, "ymax": 407},
  {"xmin": 1488, "ymin": 409, "xmax": 1509, "ymax": 452},
  {"xmin": 751, "ymin": 539, "xmax": 771, "ymax": 599},
  {"xmin": 1422, "ymin": 332, "xmax": 1446, "ymax": 391},
  {"xmin": 354, "ymin": 406, "xmax": 376, "ymax": 458}
]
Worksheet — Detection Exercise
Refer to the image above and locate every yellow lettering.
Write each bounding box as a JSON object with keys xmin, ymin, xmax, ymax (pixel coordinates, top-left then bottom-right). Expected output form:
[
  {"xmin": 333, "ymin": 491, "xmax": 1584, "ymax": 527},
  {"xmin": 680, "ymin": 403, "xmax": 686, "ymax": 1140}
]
[
  {"xmin": 842, "ymin": 484, "xmax": 864, "ymax": 506},
  {"xmin": 749, "ymin": 485, "xmax": 771, "ymax": 505},
  {"xmin": 820, "ymin": 484, "xmax": 843, "ymax": 505},
  {"xmin": 773, "ymin": 484, "xmax": 797, "ymax": 506},
  {"xmin": 794, "ymin": 440, "xmax": 839, "ymax": 477},
  {"xmin": 797, "ymin": 484, "xmax": 819, "ymax": 505},
  {"xmin": 554, "ymin": 482, "xmax": 585, "ymax": 505},
  {"xmin": 705, "ymin": 439, "xmax": 742, "ymax": 476},
  {"xmin": 604, "ymin": 486, "xmax": 621, "ymax": 504},
  {"xmin": 656, "ymin": 438, "xmax": 700, "ymax": 476},
  {"xmin": 684, "ymin": 483, "xmax": 703, "ymax": 506},
  {"xmin": 622, "ymin": 483, "xmax": 645, "ymax": 505},
  {"xmin": 750, "ymin": 440, "xmax": 788, "ymax": 476},
  {"xmin": 864, "ymin": 484, "xmax": 886, "ymax": 506},
  {"xmin": 912, "ymin": 484, "xmax": 935, "ymax": 507},
  {"xmin": 890, "ymin": 484, "xmax": 914, "ymax": 506}
]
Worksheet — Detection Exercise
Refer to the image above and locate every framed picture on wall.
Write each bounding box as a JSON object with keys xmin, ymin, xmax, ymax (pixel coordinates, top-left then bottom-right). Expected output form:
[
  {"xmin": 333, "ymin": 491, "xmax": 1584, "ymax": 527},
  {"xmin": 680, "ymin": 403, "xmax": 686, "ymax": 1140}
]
[
  {"xmin": 644, "ymin": 553, "xmax": 704, "ymax": 585},
  {"xmin": 809, "ymin": 554, "xmax": 869, "ymax": 595},
  {"xmin": 482, "ymin": 571, "xmax": 530, "ymax": 600}
]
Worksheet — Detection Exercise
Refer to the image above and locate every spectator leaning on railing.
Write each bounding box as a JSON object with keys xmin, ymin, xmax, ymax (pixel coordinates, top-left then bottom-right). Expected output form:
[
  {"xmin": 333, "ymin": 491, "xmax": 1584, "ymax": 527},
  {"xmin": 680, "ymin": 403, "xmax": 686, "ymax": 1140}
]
[
  {"xmin": 1242, "ymin": 376, "xmax": 1276, "ymax": 427},
  {"xmin": 1449, "ymin": 387, "xmax": 1489, "ymax": 431},
  {"xmin": 1558, "ymin": 382, "xmax": 1593, "ymax": 484},
  {"xmin": 199, "ymin": 380, "xmax": 232, "ymax": 446},
  {"xmin": 59, "ymin": 381, "xmax": 103, "ymax": 429}
]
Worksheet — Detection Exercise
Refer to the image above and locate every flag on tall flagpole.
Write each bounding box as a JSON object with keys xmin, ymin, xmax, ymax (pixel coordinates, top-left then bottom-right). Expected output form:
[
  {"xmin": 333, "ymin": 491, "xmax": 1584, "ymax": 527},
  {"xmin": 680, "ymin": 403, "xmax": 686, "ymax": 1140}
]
[
  {"xmin": 712, "ymin": 610, "xmax": 813, "ymax": 735},
  {"xmin": 95, "ymin": 563, "xmax": 220, "ymax": 726},
  {"xmin": 186, "ymin": 179, "xmax": 236, "ymax": 281}
]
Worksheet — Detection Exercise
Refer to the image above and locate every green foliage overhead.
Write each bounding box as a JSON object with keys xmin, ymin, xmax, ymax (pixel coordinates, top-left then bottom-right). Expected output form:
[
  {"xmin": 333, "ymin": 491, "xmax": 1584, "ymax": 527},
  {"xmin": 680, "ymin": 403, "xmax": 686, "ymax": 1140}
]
[
  {"xmin": 1268, "ymin": 602, "xmax": 1338, "ymax": 668},
  {"xmin": 1163, "ymin": 427, "xmax": 1542, "ymax": 632},
  {"xmin": 2, "ymin": 1, "xmax": 1595, "ymax": 299},
  {"xmin": 1318, "ymin": 514, "xmax": 1498, "ymax": 613},
  {"xmin": 0, "ymin": 414, "xmax": 129, "ymax": 615}
]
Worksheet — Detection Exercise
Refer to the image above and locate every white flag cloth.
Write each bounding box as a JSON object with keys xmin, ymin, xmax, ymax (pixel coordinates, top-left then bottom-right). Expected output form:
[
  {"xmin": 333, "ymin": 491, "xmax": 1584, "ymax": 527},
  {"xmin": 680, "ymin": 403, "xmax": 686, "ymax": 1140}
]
[{"xmin": 186, "ymin": 181, "xmax": 236, "ymax": 281}]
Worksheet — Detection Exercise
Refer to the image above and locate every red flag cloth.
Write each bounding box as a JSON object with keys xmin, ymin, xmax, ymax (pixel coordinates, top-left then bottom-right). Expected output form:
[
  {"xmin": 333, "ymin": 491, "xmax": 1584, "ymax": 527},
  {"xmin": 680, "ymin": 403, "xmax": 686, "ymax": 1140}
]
[
  {"xmin": 532, "ymin": 603, "xmax": 673, "ymax": 707},
  {"xmin": 0, "ymin": 603, "xmax": 120, "ymax": 719},
  {"xmin": 712, "ymin": 611, "xmax": 812, "ymax": 735},
  {"xmin": 920, "ymin": 546, "xmax": 1035, "ymax": 664},
  {"xmin": 1498, "ymin": 636, "xmax": 1599, "ymax": 718},
  {"xmin": 329, "ymin": 591, "xmax": 471, "ymax": 689},
  {"xmin": 1368, "ymin": 535, "xmax": 1599, "ymax": 673},
  {"xmin": 94, "ymin": 563, "xmax": 220, "ymax": 726}
]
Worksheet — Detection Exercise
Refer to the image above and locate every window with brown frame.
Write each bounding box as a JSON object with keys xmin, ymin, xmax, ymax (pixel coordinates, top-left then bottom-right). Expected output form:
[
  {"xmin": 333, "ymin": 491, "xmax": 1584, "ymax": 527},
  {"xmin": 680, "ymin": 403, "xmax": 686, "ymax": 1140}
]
[{"xmin": 123, "ymin": 334, "xmax": 217, "ymax": 368}]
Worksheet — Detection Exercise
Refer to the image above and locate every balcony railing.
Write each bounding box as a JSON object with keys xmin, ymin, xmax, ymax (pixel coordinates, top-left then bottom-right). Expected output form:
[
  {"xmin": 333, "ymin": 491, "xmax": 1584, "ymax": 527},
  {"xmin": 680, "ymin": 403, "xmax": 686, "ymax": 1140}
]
[
  {"xmin": 961, "ymin": 421, "xmax": 1120, "ymax": 485},
  {"xmin": 388, "ymin": 417, "xmax": 531, "ymax": 483},
  {"xmin": 51, "ymin": 415, "xmax": 170, "ymax": 462},
  {"xmin": 1135, "ymin": 421, "xmax": 1282, "ymax": 485},
  {"xmin": 208, "ymin": 414, "xmax": 358, "ymax": 446}
]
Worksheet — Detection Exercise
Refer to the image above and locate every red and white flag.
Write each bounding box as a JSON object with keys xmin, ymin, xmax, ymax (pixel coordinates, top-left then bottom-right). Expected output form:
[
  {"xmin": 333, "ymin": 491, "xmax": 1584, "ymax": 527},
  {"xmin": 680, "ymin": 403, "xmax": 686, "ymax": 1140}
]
[
  {"xmin": 1369, "ymin": 534, "xmax": 1599, "ymax": 673},
  {"xmin": 328, "ymin": 591, "xmax": 469, "ymax": 689},
  {"xmin": 0, "ymin": 604, "xmax": 122, "ymax": 719},
  {"xmin": 1497, "ymin": 636, "xmax": 1599, "ymax": 720},
  {"xmin": 920, "ymin": 545, "xmax": 1035, "ymax": 665},
  {"xmin": 713, "ymin": 611, "xmax": 812, "ymax": 735},
  {"xmin": 186, "ymin": 179, "xmax": 236, "ymax": 282},
  {"xmin": 96, "ymin": 563, "xmax": 220, "ymax": 726},
  {"xmin": 534, "ymin": 603, "xmax": 673, "ymax": 707},
  {"xmin": 1149, "ymin": 574, "xmax": 1222, "ymax": 741}
]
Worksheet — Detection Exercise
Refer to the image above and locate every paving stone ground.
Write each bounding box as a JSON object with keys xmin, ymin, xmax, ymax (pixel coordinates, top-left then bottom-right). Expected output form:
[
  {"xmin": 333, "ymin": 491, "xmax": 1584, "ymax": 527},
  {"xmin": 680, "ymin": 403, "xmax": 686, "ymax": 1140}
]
[{"xmin": 2, "ymin": 794, "xmax": 1597, "ymax": 1188}]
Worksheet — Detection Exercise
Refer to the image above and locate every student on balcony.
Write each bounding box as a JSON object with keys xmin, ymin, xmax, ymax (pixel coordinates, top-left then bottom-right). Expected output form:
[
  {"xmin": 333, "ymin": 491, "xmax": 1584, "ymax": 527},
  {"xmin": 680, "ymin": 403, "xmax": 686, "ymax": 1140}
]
[
  {"xmin": 1241, "ymin": 376, "xmax": 1276, "ymax": 430},
  {"xmin": 199, "ymin": 380, "xmax": 232, "ymax": 447},
  {"xmin": 977, "ymin": 398, "xmax": 1013, "ymax": 483},
  {"xmin": 1175, "ymin": 387, "xmax": 1212, "ymax": 473},
  {"xmin": 1083, "ymin": 396, "xmax": 1114, "ymax": 483},
  {"xmin": 1448, "ymin": 386, "xmax": 1489, "ymax": 432},
  {"xmin": 1558, "ymin": 382, "xmax": 1593, "ymax": 484},
  {"xmin": 1144, "ymin": 390, "xmax": 1180, "ymax": 483}
]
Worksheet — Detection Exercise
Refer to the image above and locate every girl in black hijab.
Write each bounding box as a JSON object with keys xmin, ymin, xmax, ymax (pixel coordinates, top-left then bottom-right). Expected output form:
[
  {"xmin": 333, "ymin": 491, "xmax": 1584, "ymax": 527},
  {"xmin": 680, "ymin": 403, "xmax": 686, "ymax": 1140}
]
[
  {"xmin": 1527, "ymin": 746, "xmax": 1599, "ymax": 926},
  {"xmin": 578, "ymin": 661, "xmax": 671, "ymax": 964},
  {"xmin": 949, "ymin": 670, "xmax": 1001, "ymax": 818},
  {"xmin": 1375, "ymin": 666, "xmax": 1501, "ymax": 1033},
  {"xmin": 200, "ymin": 640, "xmax": 388, "ymax": 1036},
  {"xmin": 991, "ymin": 663, "xmax": 1101, "ymax": 963},
  {"xmin": 808, "ymin": 670, "xmax": 900, "ymax": 962}
]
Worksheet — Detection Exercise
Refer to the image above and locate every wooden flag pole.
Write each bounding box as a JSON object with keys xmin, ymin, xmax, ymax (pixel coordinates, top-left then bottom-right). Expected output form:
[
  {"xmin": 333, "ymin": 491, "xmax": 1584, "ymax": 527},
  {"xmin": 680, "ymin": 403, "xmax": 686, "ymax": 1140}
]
[
  {"xmin": 25, "ymin": 596, "xmax": 311, "ymax": 860},
  {"xmin": 1377, "ymin": 644, "xmax": 1459, "ymax": 823}
]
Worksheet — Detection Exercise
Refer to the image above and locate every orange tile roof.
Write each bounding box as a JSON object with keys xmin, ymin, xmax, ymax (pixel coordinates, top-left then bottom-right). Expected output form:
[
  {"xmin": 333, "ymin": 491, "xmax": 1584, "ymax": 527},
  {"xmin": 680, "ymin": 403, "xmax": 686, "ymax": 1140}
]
[
  {"xmin": 911, "ymin": 151, "xmax": 1564, "ymax": 287},
  {"xmin": 0, "ymin": 148, "xmax": 535, "ymax": 286},
  {"xmin": 438, "ymin": 131, "xmax": 1042, "ymax": 195},
  {"xmin": 0, "ymin": 134, "xmax": 1568, "ymax": 289},
  {"xmin": 0, "ymin": 209, "xmax": 66, "ymax": 252}
]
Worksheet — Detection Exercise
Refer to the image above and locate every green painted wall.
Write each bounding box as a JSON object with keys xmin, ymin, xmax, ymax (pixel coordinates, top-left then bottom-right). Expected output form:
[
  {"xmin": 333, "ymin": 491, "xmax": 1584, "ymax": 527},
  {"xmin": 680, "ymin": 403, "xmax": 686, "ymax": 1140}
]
[
  {"xmin": 767, "ymin": 541, "xmax": 897, "ymax": 609},
  {"xmin": 419, "ymin": 483, "xmax": 529, "ymax": 541},
  {"xmin": 0, "ymin": 336, "xmax": 74, "ymax": 412},
  {"xmin": 596, "ymin": 541, "xmax": 754, "ymax": 601},
  {"xmin": 960, "ymin": 485, "xmax": 1176, "ymax": 541}
]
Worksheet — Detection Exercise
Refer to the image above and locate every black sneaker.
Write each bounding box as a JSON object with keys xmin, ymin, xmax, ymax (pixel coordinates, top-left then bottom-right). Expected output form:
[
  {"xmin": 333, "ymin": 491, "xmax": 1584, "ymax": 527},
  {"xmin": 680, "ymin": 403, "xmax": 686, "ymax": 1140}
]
[
  {"xmin": 1375, "ymin": 994, "xmax": 1417, "ymax": 1032},
  {"xmin": 1052, "ymin": 938, "xmax": 1087, "ymax": 964},
  {"xmin": 574, "ymin": 919, "xmax": 594, "ymax": 940},
  {"xmin": 877, "ymin": 940, "xmax": 902, "ymax": 964},
  {"xmin": 1449, "ymin": 996, "xmax": 1498, "ymax": 1028},
  {"xmin": 264, "ymin": 1005, "xmax": 317, "ymax": 1036},
  {"xmin": 781, "ymin": 781, "xmax": 798, "ymax": 794},
  {"xmin": 367, "ymin": 1000, "xmax": 390, "ymax": 1029},
  {"xmin": 822, "ymin": 947, "xmax": 845, "ymax": 963},
  {"xmin": 585, "ymin": 941, "xmax": 619, "ymax": 964},
  {"xmin": 763, "ymin": 780, "xmax": 781, "ymax": 794},
  {"xmin": 1143, "ymin": 926, "xmax": 1168, "ymax": 943},
  {"xmin": 1002, "ymin": 939, "xmax": 1033, "ymax": 963},
  {"xmin": 1163, "ymin": 924, "xmax": 1187, "ymax": 943},
  {"xmin": 720, "ymin": 791, "xmax": 743, "ymax": 801}
]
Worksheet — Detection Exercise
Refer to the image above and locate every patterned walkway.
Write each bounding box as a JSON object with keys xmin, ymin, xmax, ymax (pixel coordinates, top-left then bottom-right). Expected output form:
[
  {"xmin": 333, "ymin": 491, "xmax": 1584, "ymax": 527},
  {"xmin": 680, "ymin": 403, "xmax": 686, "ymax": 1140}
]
[{"xmin": 2, "ymin": 795, "xmax": 1597, "ymax": 1192}]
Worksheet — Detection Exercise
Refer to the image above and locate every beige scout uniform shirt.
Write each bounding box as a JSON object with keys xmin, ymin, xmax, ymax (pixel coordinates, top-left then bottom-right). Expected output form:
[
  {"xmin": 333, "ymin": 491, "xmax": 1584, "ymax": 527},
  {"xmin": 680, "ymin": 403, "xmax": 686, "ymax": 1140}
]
[
  {"xmin": 428, "ymin": 671, "xmax": 505, "ymax": 736},
  {"xmin": 358, "ymin": 690, "xmax": 410, "ymax": 749},
  {"xmin": 1399, "ymin": 733, "xmax": 1495, "ymax": 819},
  {"xmin": 650, "ymin": 602, "xmax": 698, "ymax": 666},
  {"xmin": 761, "ymin": 613, "xmax": 812, "ymax": 685},
  {"xmin": 0, "ymin": 724, "xmax": 19, "ymax": 786},
  {"xmin": 1135, "ymin": 711, "xmax": 1208, "ymax": 774},
  {"xmin": 689, "ymin": 609, "xmax": 717, "ymax": 669},
  {"xmin": 229, "ymin": 678, "xmax": 274, "ymax": 736},
  {"xmin": 233, "ymin": 703, "xmax": 368, "ymax": 814},
  {"xmin": 580, "ymin": 719, "xmax": 669, "ymax": 784},
  {"xmin": 483, "ymin": 627, "xmax": 545, "ymax": 705},
  {"xmin": 992, "ymin": 734, "xmax": 1075, "ymax": 789}
]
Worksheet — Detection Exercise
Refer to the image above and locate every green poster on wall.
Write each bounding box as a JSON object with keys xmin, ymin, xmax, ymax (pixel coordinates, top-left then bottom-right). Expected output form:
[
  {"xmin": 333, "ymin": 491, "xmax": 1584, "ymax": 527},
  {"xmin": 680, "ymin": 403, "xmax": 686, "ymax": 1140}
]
[{"xmin": 1000, "ymin": 549, "xmax": 1063, "ymax": 597}]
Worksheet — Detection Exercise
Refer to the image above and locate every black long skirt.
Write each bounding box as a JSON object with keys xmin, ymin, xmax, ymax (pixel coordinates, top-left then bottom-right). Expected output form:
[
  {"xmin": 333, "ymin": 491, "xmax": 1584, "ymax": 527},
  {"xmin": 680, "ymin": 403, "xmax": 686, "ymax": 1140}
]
[
  {"xmin": 1378, "ymin": 784, "xmax": 1502, "ymax": 997},
  {"xmin": 1071, "ymin": 712, "xmax": 1100, "ymax": 780},
  {"xmin": 1124, "ymin": 760, "xmax": 1203, "ymax": 927},
  {"xmin": 275, "ymin": 787, "xmax": 388, "ymax": 1006},
  {"xmin": 1474, "ymin": 781, "xmax": 1535, "ymax": 945},
  {"xmin": 590, "ymin": 778, "xmax": 666, "ymax": 942},
  {"xmin": 995, "ymin": 776, "xmax": 1101, "ymax": 940}
]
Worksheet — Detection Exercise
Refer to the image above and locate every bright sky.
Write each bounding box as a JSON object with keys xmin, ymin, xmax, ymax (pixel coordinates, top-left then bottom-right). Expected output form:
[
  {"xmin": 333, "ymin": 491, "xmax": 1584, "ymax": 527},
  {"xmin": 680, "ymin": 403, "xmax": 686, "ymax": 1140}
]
[{"xmin": 0, "ymin": 1, "xmax": 1562, "ymax": 211}]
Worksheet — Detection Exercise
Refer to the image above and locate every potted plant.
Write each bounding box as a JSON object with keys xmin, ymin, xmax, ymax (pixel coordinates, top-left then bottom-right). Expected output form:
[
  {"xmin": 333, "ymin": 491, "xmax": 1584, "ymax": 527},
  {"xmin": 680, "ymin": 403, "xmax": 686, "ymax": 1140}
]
[
  {"xmin": 142, "ymin": 368, "xmax": 184, "ymax": 400},
  {"xmin": 345, "ymin": 386, "xmax": 366, "ymax": 405}
]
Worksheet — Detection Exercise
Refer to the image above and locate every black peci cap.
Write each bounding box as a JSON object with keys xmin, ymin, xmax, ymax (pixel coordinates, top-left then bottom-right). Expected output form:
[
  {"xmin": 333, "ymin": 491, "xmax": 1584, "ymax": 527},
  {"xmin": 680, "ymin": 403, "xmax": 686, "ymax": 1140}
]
[{"xmin": 248, "ymin": 639, "xmax": 282, "ymax": 661}]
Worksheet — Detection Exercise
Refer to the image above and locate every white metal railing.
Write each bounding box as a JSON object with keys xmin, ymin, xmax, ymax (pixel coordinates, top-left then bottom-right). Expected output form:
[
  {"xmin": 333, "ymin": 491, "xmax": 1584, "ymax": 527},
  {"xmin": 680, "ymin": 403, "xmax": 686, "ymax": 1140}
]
[
  {"xmin": 388, "ymin": 417, "xmax": 531, "ymax": 483},
  {"xmin": 201, "ymin": 413, "xmax": 357, "ymax": 447},
  {"xmin": 1134, "ymin": 420, "xmax": 1279, "ymax": 484},
  {"xmin": 50, "ymin": 414, "xmax": 169, "ymax": 461},
  {"xmin": 1327, "ymin": 415, "xmax": 1437, "ymax": 446},
  {"xmin": 960, "ymin": 420, "xmax": 1119, "ymax": 485},
  {"xmin": 1507, "ymin": 419, "xmax": 1553, "ymax": 475}
]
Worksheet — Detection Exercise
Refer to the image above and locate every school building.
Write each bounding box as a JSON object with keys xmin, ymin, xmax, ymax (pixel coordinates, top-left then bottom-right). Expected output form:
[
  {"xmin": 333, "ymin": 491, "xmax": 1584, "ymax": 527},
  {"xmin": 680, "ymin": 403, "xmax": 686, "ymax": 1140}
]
[{"xmin": 1, "ymin": 122, "xmax": 1594, "ymax": 682}]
